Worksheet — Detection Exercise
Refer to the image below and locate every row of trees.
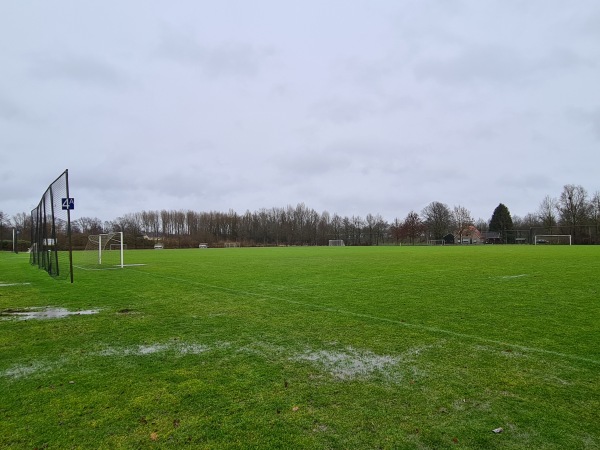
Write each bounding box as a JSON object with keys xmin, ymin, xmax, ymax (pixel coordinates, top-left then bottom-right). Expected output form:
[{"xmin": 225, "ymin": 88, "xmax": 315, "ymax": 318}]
[{"xmin": 2, "ymin": 184, "xmax": 599, "ymax": 249}]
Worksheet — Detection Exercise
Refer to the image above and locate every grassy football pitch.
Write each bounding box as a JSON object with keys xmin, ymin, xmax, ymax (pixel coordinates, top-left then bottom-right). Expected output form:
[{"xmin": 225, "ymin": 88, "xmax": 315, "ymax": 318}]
[{"xmin": 1, "ymin": 245, "xmax": 599, "ymax": 449}]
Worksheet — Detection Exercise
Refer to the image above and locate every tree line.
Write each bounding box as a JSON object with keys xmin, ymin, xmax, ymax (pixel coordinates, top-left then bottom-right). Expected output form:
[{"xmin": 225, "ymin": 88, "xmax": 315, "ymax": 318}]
[{"xmin": 2, "ymin": 183, "xmax": 599, "ymax": 249}]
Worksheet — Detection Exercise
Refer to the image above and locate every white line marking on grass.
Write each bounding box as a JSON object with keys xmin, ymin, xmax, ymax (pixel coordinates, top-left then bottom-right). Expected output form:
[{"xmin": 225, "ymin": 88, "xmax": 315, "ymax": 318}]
[
  {"xmin": 74, "ymin": 264, "xmax": 146, "ymax": 271},
  {"xmin": 492, "ymin": 274, "xmax": 528, "ymax": 280},
  {"xmin": 129, "ymin": 269, "xmax": 600, "ymax": 367},
  {"xmin": 286, "ymin": 301, "xmax": 600, "ymax": 367},
  {"xmin": 0, "ymin": 283, "xmax": 31, "ymax": 287}
]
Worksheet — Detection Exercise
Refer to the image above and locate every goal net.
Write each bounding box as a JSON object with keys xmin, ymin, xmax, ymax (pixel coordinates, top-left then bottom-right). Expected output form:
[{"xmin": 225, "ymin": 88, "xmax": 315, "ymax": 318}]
[
  {"xmin": 534, "ymin": 235, "xmax": 572, "ymax": 245},
  {"xmin": 328, "ymin": 240, "xmax": 345, "ymax": 246},
  {"xmin": 79, "ymin": 232, "xmax": 124, "ymax": 268},
  {"xmin": 428, "ymin": 239, "xmax": 445, "ymax": 246},
  {"xmin": 224, "ymin": 242, "xmax": 240, "ymax": 248}
]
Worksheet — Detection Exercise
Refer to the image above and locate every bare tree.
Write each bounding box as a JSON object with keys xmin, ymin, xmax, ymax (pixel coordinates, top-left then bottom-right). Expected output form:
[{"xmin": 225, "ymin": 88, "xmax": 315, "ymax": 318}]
[
  {"xmin": 390, "ymin": 218, "xmax": 402, "ymax": 245},
  {"xmin": 537, "ymin": 195, "xmax": 558, "ymax": 232},
  {"xmin": 591, "ymin": 191, "xmax": 600, "ymax": 243},
  {"xmin": 373, "ymin": 214, "xmax": 388, "ymax": 245},
  {"xmin": 452, "ymin": 205, "xmax": 473, "ymax": 244},
  {"xmin": 475, "ymin": 218, "xmax": 488, "ymax": 232},
  {"xmin": 75, "ymin": 217, "xmax": 103, "ymax": 235},
  {"xmin": 402, "ymin": 211, "xmax": 425, "ymax": 245},
  {"xmin": 557, "ymin": 184, "xmax": 590, "ymax": 240},
  {"xmin": 330, "ymin": 213, "xmax": 343, "ymax": 240},
  {"xmin": 0, "ymin": 211, "xmax": 10, "ymax": 250},
  {"xmin": 421, "ymin": 201, "xmax": 452, "ymax": 240},
  {"xmin": 141, "ymin": 210, "xmax": 161, "ymax": 238},
  {"xmin": 514, "ymin": 213, "xmax": 541, "ymax": 229}
]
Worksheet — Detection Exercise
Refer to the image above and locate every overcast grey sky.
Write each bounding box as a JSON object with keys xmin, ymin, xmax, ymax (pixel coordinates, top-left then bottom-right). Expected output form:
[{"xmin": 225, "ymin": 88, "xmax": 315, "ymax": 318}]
[{"xmin": 1, "ymin": 1, "xmax": 599, "ymax": 224}]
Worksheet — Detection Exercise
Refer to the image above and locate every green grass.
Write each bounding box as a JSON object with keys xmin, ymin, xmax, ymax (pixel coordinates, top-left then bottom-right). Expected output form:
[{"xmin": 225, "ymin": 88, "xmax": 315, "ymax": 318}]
[{"xmin": 1, "ymin": 245, "xmax": 599, "ymax": 449}]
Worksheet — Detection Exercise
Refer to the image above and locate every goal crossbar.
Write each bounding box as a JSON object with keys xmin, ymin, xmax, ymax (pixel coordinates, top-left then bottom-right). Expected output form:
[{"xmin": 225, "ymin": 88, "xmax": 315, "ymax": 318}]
[{"xmin": 534, "ymin": 234, "xmax": 572, "ymax": 245}]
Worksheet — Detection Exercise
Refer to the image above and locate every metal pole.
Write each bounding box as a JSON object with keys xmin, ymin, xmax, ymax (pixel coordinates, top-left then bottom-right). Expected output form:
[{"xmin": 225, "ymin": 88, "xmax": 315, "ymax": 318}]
[
  {"xmin": 120, "ymin": 231, "xmax": 124, "ymax": 268},
  {"xmin": 64, "ymin": 169, "xmax": 74, "ymax": 283}
]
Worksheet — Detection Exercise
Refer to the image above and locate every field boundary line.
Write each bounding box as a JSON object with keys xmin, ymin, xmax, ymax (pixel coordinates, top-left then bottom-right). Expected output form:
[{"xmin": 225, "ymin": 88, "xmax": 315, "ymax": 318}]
[{"xmin": 131, "ymin": 268, "xmax": 600, "ymax": 367}]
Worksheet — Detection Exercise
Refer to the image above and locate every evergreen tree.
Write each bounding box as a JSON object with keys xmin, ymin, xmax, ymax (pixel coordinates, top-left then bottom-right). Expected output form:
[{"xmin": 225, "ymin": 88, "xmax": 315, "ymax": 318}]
[{"xmin": 489, "ymin": 203, "xmax": 514, "ymax": 243}]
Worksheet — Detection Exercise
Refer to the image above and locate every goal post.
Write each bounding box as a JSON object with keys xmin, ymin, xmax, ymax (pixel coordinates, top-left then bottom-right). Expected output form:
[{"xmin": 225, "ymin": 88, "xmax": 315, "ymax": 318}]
[
  {"xmin": 83, "ymin": 232, "xmax": 124, "ymax": 267},
  {"xmin": 534, "ymin": 235, "xmax": 572, "ymax": 245},
  {"xmin": 427, "ymin": 239, "xmax": 445, "ymax": 246},
  {"xmin": 328, "ymin": 239, "xmax": 345, "ymax": 246}
]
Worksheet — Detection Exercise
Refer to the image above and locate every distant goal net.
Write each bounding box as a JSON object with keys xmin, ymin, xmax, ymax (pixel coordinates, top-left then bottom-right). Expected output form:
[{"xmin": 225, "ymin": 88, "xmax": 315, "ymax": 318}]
[
  {"xmin": 534, "ymin": 235, "xmax": 572, "ymax": 245},
  {"xmin": 428, "ymin": 239, "xmax": 445, "ymax": 246},
  {"xmin": 224, "ymin": 242, "xmax": 240, "ymax": 248},
  {"xmin": 328, "ymin": 240, "xmax": 345, "ymax": 246},
  {"xmin": 78, "ymin": 232, "xmax": 124, "ymax": 268}
]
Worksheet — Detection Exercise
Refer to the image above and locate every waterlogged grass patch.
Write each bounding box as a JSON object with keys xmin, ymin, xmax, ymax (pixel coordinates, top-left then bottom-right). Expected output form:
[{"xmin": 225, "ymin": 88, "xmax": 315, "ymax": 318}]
[
  {"xmin": 1, "ymin": 360, "xmax": 56, "ymax": 379},
  {"xmin": 0, "ymin": 307, "xmax": 99, "ymax": 320},
  {"xmin": 94, "ymin": 341, "xmax": 221, "ymax": 357},
  {"xmin": 1, "ymin": 340, "xmax": 230, "ymax": 380},
  {"xmin": 2, "ymin": 338, "xmax": 416, "ymax": 384},
  {"xmin": 291, "ymin": 346, "xmax": 400, "ymax": 380}
]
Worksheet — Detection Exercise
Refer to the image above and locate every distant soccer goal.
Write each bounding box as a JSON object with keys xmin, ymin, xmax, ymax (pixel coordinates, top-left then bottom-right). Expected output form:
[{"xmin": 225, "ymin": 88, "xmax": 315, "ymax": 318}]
[
  {"xmin": 428, "ymin": 239, "xmax": 445, "ymax": 246},
  {"xmin": 224, "ymin": 242, "xmax": 240, "ymax": 248},
  {"xmin": 535, "ymin": 235, "xmax": 572, "ymax": 245},
  {"xmin": 328, "ymin": 240, "xmax": 345, "ymax": 246},
  {"xmin": 81, "ymin": 232, "xmax": 124, "ymax": 268}
]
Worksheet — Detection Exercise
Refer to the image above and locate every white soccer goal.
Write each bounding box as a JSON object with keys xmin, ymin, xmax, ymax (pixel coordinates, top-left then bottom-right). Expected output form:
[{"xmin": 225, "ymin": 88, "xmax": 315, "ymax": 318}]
[
  {"xmin": 224, "ymin": 242, "xmax": 240, "ymax": 248},
  {"xmin": 83, "ymin": 232, "xmax": 124, "ymax": 267},
  {"xmin": 328, "ymin": 240, "xmax": 345, "ymax": 246},
  {"xmin": 534, "ymin": 235, "xmax": 572, "ymax": 245},
  {"xmin": 428, "ymin": 239, "xmax": 445, "ymax": 246}
]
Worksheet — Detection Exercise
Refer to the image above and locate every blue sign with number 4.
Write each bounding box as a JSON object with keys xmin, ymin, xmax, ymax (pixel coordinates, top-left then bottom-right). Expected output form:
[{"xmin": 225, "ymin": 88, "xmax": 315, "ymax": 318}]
[{"xmin": 62, "ymin": 198, "xmax": 75, "ymax": 210}]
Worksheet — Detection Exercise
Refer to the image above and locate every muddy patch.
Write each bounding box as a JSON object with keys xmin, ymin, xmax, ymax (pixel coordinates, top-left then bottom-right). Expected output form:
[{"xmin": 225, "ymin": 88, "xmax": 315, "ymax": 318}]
[{"xmin": 0, "ymin": 307, "xmax": 99, "ymax": 320}]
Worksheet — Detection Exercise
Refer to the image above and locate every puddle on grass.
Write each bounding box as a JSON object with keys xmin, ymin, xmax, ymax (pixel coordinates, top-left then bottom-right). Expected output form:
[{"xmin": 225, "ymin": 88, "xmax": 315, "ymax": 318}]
[{"xmin": 0, "ymin": 307, "xmax": 99, "ymax": 320}]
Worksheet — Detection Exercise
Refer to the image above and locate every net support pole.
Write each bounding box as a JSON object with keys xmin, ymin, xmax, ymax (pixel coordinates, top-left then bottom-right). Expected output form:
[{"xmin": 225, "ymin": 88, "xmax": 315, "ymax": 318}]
[
  {"xmin": 119, "ymin": 231, "xmax": 124, "ymax": 268},
  {"xmin": 64, "ymin": 169, "xmax": 74, "ymax": 283}
]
